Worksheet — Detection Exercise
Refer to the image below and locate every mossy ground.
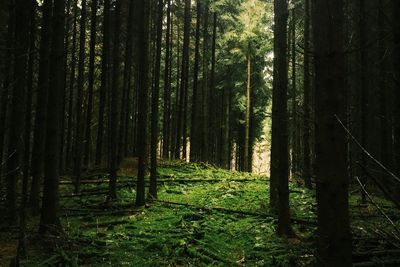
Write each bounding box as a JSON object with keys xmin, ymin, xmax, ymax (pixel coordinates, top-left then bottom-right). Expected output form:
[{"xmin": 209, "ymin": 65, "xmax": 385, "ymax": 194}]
[{"xmin": 1, "ymin": 160, "xmax": 399, "ymax": 266}]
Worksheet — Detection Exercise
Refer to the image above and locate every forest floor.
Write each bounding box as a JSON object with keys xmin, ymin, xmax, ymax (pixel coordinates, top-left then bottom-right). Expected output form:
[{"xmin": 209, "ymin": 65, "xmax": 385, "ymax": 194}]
[{"xmin": 1, "ymin": 160, "xmax": 400, "ymax": 266}]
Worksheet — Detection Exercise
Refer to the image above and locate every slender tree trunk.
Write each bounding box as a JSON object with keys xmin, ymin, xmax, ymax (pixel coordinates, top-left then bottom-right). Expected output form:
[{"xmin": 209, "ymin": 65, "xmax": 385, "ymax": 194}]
[
  {"xmin": 149, "ymin": 0, "xmax": 164, "ymax": 199},
  {"xmin": 135, "ymin": 0, "xmax": 150, "ymax": 207},
  {"xmin": 5, "ymin": 0, "xmax": 30, "ymax": 221},
  {"xmin": 66, "ymin": 1, "xmax": 78, "ymax": 170},
  {"xmin": 95, "ymin": 0, "xmax": 110, "ymax": 166},
  {"xmin": 244, "ymin": 49, "xmax": 251, "ymax": 172},
  {"xmin": 59, "ymin": 0, "xmax": 73, "ymax": 173},
  {"xmin": 176, "ymin": 0, "xmax": 191, "ymax": 160},
  {"xmin": 209, "ymin": 11, "xmax": 217, "ymax": 163},
  {"xmin": 270, "ymin": 0, "xmax": 293, "ymax": 237},
  {"xmin": 108, "ymin": 0, "xmax": 122, "ymax": 200},
  {"xmin": 29, "ymin": 0, "xmax": 53, "ymax": 213},
  {"xmin": 394, "ymin": 0, "xmax": 400, "ymax": 175},
  {"xmin": 290, "ymin": 6, "xmax": 298, "ymax": 176},
  {"xmin": 313, "ymin": 0, "xmax": 353, "ymax": 265},
  {"xmin": 83, "ymin": 0, "xmax": 98, "ymax": 168},
  {"xmin": 190, "ymin": 0, "xmax": 202, "ymax": 162},
  {"xmin": 18, "ymin": 0, "xmax": 35, "ymax": 256},
  {"xmin": 201, "ymin": 2, "xmax": 209, "ymax": 162},
  {"xmin": 74, "ymin": 0, "xmax": 87, "ymax": 193},
  {"xmin": 0, "ymin": 0, "xmax": 14, "ymax": 190},
  {"xmin": 302, "ymin": 0, "xmax": 312, "ymax": 189},
  {"xmin": 163, "ymin": 0, "xmax": 172, "ymax": 159},
  {"xmin": 39, "ymin": 0, "xmax": 66, "ymax": 235},
  {"xmin": 118, "ymin": 0, "xmax": 135, "ymax": 164}
]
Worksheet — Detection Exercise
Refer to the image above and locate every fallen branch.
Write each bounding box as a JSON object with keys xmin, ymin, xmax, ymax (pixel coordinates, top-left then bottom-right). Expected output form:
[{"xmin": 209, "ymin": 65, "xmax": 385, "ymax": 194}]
[{"xmin": 355, "ymin": 176, "xmax": 400, "ymax": 238}]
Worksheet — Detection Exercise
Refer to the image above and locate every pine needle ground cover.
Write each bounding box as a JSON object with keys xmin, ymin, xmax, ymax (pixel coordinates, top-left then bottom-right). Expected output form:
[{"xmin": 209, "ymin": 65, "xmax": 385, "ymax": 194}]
[{"xmin": 2, "ymin": 161, "xmax": 399, "ymax": 266}]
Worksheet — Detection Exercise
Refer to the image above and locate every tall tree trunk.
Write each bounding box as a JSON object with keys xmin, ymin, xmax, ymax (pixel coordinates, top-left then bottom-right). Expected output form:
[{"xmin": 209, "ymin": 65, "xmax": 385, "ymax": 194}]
[
  {"xmin": 118, "ymin": 0, "xmax": 135, "ymax": 163},
  {"xmin": 39, "ymin": 0, "xmax": 66, "ymax": 234},
  {"xmin": 176, "ymin": 0, "xmax": 191, "ymax": 160},
  {"xmin": 59, "ymin": 0, "xmax": 73, "ymax": 173},
  {"xmin": 270, "ymin": 0, "xmax": 292, "ymax": 237},
  {"xmin": 244, "ymin": 49, "xmax": 251, "ymax": 172},
  {"xmin": 313, "ymin": 0, "xmax": 353, "ymax": 265},
  {"xmin": 29, "ymin": 0, "xmax": 53, "ymax": 213},
  {"xmin": 209, "ymin": 11, "xmax": 217, "ymax": 163},
  {"xmin": 163, "ymin": 0, "xmax": 172, "ymax": 159},
  {"xmin": 0, "ymin": 0, "xmax": 14, "ymax": 191},
  {"xmin": 74, "ymin": 0, "xmax": 87, "ymax": 193},
  {"xmin": 149, "ymin": 0, "xmax": 164, "ymax": 199},
  {"xmin": 135, "ymin": 0, "xmax": 150, "ymax": 207},
  {"xmin": 190, "ymin": 0, "xmax": 202, "ymax": 162},
  {"xmin": 18, "ymin": 0, "xmax": 35, "ymax": 256},
  {"xmin": 108, "ymin": 0, "xmax": 122, "ymax": 200},
  {"xmin": 290, "ymin": 6, "xmax": 298, "ymax": 176},
  {"xmin": 66, "ymin": 1, "xmax": 78, "ymax": 170},
  {"xmin": 83, "ymin": 0, "xmax": 98, "ymax": 168},
  {"xmin": 95, "ymin": 0, "xmax": 110, "ymax": 166},
  {"xmin": 392, "ymin": 0, "xmax": 400, "ymax": 174},
  {"xmin": 302, "ymin": 0, "xmax": 312, "ymax": 189},
  {"xmin": 5, "ymin": 0, "xmax": 30, "ymax": 221},
  {"xmin": 201, "ymin": 2, "xmax": 209, "ymax": 162}
]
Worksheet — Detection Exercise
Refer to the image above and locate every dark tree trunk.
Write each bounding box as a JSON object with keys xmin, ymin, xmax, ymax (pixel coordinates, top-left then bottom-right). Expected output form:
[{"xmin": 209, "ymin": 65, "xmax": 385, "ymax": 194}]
[
  {"xmin": 302, "ymin": 0, "xmax": 312, "ymax": 189},
  {"xmin": 39, "ymin": 0, "xmax": 66, "ymax": 235},
  {"xmin": 83, "ymin": 0, "xmax": 98, "ymax": 168},
  {"xmin": 201, "ymin": 2, "xmax": 209, "ymax": 162},
  {"xmin": 270, "ymin": 0, "xmax": 293, "ymax": 237},
  {"xmin": 74, "ymin": 0, "xmax": 87, "ymax": 193},
  {"xmin": 18, "ymin": 0, "xmax": 35, "ymax": 256},
  {"xmin": 190, "ymin": 0, "xmax": 202, "ymax": 162},
  {"xmin": 162, "ymin": 0, "xmax": 172, "ymax": 159},
  {"xmin": 118, "ymin": 0, "xmax": 135, "ymax": 163},
  {"xmin": 209, "ymin": 11, "xmax": 217, "ymax": 164},
  {"xmin": 149, "ymin": 0, "xmax": 163, "ymax": 199},
  {"xmin": 108, "ymin": 0, "xmax": 122, "ymax": 200},
  {"xmin": 65, "ymin": 1, "xmax": 78, "ymax": 170},
  {"xmin": 59, "ymin": 0, "xmax": 73, "ymax": 173},
  {"xmin": 392, "ymin": 0, "xmax": 400, "ymax": 174},
  {"xmin": 313, "ymin": 0, "xmax": 353, "ymax": 265},
  {"xmin": 0, "ymin": 0, "xmax": 14, "ymax": 190},
  {"xmin": 5, "ymin": 0, "xmax": 30, "ymax": 221},
  {"xmin": 135, "ymin": 0, "xmax": 150, "ymax": 207},
  {"xmin": 95, "ymin": 0, "xmax": 110, "ymax": 166},
  {"xmin": 176, "ymin": 0, "xmax": 191, "ymax": 160},
  {"xmin": 29, "ymin": 0, "xmax": 53, "ymax": 213}
]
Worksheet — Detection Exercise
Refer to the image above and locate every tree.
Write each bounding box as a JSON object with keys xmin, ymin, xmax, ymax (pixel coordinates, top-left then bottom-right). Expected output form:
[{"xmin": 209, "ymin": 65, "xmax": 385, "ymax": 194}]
[
  {"xmin": 135, "ymin": 0, "xmax": 150, "ymax": 207},
  {"xmin": 302, "ymin": 0, "xmax": 312, "ymax": 189},
  {"xmin": 29, "ymin": 0, "xmax": 53, "ymax": 213},
  {"xmin": 108, "ymin": 0, "xmax": 122, "ymax": 200},
  {"xmin": 313, "ymin": 0, "xmax": 352, "ymax": 265},
  {"xmin": 176, "ymin": 0, "xmax": 191, "ymax": 160},
  {"xmin": 39, "ymin": 0, "xmax": 66, "ymax": 234},
  {"xmin": 95, "ymin": 0, "xmax": 110, "ymax": 166},
  {"xmin": 162, "ymin": 0, "xmax": 172, "ymax": 159},
  {"xmin": 84, "ymin": 0, "xmax": 98, "ymax": 168},
  {"xmin": 190, "ymin": 0, "xmax": 202, "ymax": 162},
  {"xmin": 270, "ymin": 0, "xmax": 292, "ymax": 237},
  {"xmin": 5, "ymin": 0, "xmax": 30, "ymax": 221},
  {"xmin": 74, "ymin": 0, "xmax": 87, "ymax": 193}
]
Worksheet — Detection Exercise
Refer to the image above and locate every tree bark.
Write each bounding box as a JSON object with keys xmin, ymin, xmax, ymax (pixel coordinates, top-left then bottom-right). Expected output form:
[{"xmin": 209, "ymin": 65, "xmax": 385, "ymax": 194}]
[
  {"xmin": 135, "ymin": 0, "xmax": 150, "ymax": 207},
  {"xmin": 39, "ymin": 0, "xmax": 66, "ymax": 235},
  {"xmin": 83, "ymin": 0, "xmax": 98, "ymax": 168},
  {"xmin": 74, "ymin": 0, "xmax": 87, "ymax": 193},
  {"xmin": 270, "ymin": 0, "xmax": 292, "ymax": 237},
  {"xmin": 5, "ymin": 0, "xmax": 30, "ymax": 221},
  {"xmin": 149, "ymin": 0, "xmax": 164, "ymax": 199},
  {"xmin": 95, "ymin": 0, "xmax": 110, "ymax": 166},
  {"xmin": 313, "ymin": 0, "xmax": 353, "ymax": 265}
]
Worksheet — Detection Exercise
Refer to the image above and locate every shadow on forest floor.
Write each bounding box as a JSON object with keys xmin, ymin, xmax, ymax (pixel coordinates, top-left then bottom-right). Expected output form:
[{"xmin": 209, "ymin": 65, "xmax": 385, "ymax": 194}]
[{"xmin": 1, "ymin": 160, "xmax": 400, "ymax": 266}]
